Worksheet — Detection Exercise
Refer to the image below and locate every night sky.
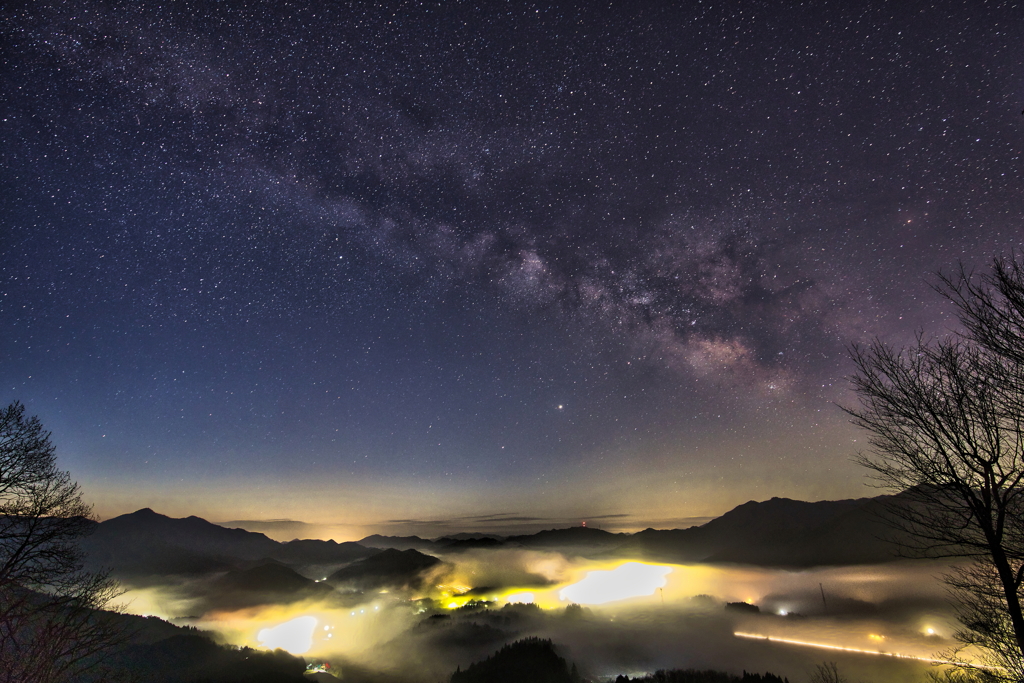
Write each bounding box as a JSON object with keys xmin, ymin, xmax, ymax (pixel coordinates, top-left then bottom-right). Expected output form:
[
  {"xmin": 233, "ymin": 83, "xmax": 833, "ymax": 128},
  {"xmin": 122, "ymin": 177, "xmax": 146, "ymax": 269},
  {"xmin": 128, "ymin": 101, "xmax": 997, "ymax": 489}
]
[{"xmin": 2, "ymin": 1, "xmax": 1022, "ymax": 539}]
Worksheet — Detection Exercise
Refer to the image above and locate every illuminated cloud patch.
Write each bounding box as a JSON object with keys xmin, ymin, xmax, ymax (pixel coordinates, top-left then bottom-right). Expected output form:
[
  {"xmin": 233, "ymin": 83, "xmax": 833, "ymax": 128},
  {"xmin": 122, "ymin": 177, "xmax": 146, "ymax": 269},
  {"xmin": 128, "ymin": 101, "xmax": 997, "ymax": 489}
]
[
  {"xmin": 257, "ymin": 615, "xmax": 318, "ymax": 655},
  {"xmin": 503, "ymin": 592, "xmax": 536, "ymax": 605},
  {"xmin": 559, "ymin": 562, "xmax": 673, "ymax": 605}
]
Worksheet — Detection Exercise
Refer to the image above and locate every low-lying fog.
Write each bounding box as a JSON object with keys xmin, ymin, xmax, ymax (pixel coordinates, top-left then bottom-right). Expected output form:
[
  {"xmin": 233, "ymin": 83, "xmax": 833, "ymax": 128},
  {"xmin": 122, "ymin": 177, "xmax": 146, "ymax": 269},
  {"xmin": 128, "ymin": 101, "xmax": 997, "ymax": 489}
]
[{"xmin": 121, "ymin": 549, "xmax": 967, "ymax": 683}]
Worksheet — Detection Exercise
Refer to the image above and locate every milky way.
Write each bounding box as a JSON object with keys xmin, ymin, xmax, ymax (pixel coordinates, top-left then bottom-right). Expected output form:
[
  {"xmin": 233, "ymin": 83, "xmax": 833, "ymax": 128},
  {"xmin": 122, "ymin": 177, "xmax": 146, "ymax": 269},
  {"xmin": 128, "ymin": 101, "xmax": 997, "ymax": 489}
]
[{"xmin": 2, "ymin": 1, "xmax": 1022, "ymax": 534}]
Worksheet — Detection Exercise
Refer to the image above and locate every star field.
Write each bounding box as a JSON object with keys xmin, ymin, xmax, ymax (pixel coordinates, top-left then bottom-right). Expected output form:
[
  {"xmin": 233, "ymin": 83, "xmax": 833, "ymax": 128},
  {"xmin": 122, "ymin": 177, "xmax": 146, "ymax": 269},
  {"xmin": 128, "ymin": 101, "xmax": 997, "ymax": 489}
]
[{"xmin": 1, "ymin": 1, "xmax": 1022, "ymax": 535}]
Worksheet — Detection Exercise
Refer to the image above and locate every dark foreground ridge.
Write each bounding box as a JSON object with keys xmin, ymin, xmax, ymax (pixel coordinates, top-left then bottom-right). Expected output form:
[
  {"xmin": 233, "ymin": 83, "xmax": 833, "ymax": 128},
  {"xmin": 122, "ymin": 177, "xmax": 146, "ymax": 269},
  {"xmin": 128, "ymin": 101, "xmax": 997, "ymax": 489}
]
[
  {"xmin": 65, "ymin": 614, "xmax": 308, "ymax": 683},
  {"xmin": 449, "ymin": 638, "xmax": 789, "ymax": 683},
  {"xmin": 616, "ymin": 671, "xmax": 789, "ymax": 683},
  {"xmin": 450, "ymin": 638, "xmax": 582, "ymax": 683}
]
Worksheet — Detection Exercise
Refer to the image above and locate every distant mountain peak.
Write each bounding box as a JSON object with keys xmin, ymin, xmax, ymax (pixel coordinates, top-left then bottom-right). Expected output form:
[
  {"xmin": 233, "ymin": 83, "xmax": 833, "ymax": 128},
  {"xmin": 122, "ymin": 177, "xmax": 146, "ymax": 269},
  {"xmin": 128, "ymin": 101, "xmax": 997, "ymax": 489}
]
[
  {"xmin": 357, "ymin": 534, "xmax": 435, "ymax": 551},
  {"xmin": 82, "ymin": 509, "xmax": 375, "ymax": 578},
  {"xmin": 327, "ymin": 546, "xmax": 442, "ymax": 589}
]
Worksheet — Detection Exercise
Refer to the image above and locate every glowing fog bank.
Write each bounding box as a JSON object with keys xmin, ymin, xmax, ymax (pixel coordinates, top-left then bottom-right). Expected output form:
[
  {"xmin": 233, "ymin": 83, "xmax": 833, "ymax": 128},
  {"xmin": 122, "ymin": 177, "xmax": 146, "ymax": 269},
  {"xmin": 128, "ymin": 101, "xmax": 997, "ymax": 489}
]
[
  {"xmin": 559, "ymin": 562, "xmax": 672, "ymax": 605},
  {"xmin": 257, "ymin": 615, "xmax": 318, "ymax": 654}
]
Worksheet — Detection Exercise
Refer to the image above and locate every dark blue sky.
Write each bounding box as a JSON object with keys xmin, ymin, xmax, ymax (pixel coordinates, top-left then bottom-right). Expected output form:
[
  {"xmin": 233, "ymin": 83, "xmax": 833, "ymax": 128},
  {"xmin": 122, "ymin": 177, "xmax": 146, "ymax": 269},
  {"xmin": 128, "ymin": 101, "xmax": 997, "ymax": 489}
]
[{"xmin": 2, "ymin": 1, "xmax": 1022, "ymax": 538}]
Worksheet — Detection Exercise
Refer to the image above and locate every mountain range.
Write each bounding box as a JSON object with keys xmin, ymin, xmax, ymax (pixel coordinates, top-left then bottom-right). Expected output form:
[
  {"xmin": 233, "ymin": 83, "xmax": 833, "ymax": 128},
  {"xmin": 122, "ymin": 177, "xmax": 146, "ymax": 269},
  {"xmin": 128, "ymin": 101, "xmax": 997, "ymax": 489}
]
[
  {"xmin": 83, "ymin": 492, "xmax": 911, "ymax": 585},
  {"xmin": 82, "ymin": 507, "xmax": 375, "ymax": 577},
  {"xmin": 616, "ymin": 494, "xmax": 905, "ymax": 566},
  {"xmin": 350, "ymin": 494, "xmax": 908, "ymax": 566}
]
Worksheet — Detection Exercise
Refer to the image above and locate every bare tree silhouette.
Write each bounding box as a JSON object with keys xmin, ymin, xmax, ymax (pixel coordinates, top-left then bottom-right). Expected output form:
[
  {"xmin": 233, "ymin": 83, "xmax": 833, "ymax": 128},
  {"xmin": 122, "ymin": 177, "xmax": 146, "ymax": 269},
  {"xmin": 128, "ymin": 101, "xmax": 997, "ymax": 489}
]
[{"xmin": 0, "ymin": 401, "xmax": 125, "ymax": 683}]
